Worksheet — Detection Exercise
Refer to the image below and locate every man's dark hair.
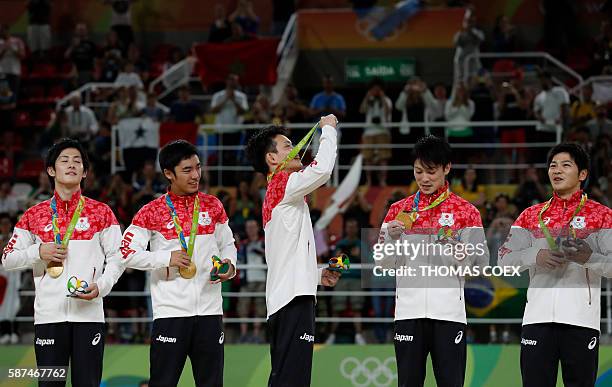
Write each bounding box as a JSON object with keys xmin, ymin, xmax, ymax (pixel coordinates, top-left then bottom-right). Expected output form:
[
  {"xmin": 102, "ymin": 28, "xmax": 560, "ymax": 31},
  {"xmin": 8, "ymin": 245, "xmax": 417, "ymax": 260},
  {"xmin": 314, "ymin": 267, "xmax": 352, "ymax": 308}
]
[
  {"xmin": 45, "ymin": 138, "xmax": 90, "ymax": 188},
  {"xmin": 368, "ymin": 77, "xmax": 384, "ymax": 90},
  {"xmin": 547, "ymin": 142, "xmax": 590, "ymax": 176},
  {"xmin": 245, "ymin": 125, "xmax": 289, "ymax": 174},
  {"xmin": 413, "ymin": 135, "xmax": 452, "ymax": 169},
  {"xmin": 158, "ymin": 140, "xmax": 199, "ymax": 176}
]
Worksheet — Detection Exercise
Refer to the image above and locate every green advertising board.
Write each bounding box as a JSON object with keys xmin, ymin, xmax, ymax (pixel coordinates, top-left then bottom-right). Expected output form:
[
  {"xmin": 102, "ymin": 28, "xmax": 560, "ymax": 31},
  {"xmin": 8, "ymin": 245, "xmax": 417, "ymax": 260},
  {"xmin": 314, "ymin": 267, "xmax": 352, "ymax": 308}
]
[
  {"xmin": 2, "ymin": 344, "xmax": 612, "ymax": 386},
  {"xmin": 345, "ymin": 58, "xmax": 416, "ymax": 83}
]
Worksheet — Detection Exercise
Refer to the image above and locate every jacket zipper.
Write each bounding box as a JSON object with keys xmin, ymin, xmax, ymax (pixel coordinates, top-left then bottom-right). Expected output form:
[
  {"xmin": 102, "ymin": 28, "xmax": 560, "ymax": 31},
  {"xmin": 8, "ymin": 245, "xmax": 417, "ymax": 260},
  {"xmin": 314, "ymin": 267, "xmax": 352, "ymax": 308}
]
[
  {"xmin": 457, "ymin": 275, "xmax": 462, "ymax": 300},
  {"xmin": 586, "ymin": 269, "xmax": 592, "ymax": 305}
]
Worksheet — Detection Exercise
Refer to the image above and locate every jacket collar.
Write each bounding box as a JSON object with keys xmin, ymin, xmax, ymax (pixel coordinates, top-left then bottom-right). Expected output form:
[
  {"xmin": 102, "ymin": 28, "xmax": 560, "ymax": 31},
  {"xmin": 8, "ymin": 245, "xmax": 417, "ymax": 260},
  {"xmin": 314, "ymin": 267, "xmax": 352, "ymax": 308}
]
[
  {"xmin": 166, "ymin": 189, "xmax": 199, "ymax": 206},
  {"xmin": 551, "ymin": 189, "xmax": 583, "ymax": 208},
  {"xmin": 418, "ymin": 181, "xmax": 450, "ymax": 206},
  {"xmin": 53, "ymin": 190, "xmax": 82, "ymax": 213}
]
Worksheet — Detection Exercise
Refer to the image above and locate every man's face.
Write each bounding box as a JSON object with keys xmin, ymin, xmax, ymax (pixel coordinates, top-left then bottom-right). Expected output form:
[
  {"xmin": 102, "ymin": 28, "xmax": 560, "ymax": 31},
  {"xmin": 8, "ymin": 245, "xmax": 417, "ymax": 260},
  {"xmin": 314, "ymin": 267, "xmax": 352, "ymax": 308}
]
[
  {"xmin": 165, "ymin": 155, "xmax": 201, "ymax": 195},
  {"xmin": 323, "ymin": 77, "xmax": 333, "ymax": 92},
  {"xmin": 0, "ymin": 217, "xmax": 11, "ymax": 235},
  {"xmin": 434, "ymin": 85, "xmax": 446, "ymax": 99},
  {"xmin": 48, "ymin": 148, "xmax": 86, "ymax": 188},
  {"xmin": 267, "ymin": 135, "xmax": 302, "ymax": 172},
  {"xmin": 245, "ymin": 220, "xmax": 260, "ymax": 239},
  {"xmin": 226, "ymin": 75, "xmax": 238, "ymax": 90},
  {"xmin": 548, "ymin": 152, "xmax": 587, "ymax": 194},
  {"xmin": 540, "ymin": 77, "xmax": 552, "ymax": 90},
  {"xmin": 75, "ymin": 24, "xmax": 87, "ymax": 38},
  {"xmin": 345, "ymin": 219, "xmax": 359, "ymax": 238},
  {"xmin": 413, "ymin": 159, "xmax": 450, "ymax": 195}
]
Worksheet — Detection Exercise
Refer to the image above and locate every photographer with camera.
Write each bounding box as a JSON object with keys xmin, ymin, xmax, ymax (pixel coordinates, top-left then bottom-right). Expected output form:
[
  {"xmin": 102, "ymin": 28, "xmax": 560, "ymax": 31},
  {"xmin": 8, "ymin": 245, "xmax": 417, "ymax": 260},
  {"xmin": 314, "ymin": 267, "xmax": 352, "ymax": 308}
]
[{"xmin": 359, "ymin": 78, "xmax": 392, "ymax": 186}]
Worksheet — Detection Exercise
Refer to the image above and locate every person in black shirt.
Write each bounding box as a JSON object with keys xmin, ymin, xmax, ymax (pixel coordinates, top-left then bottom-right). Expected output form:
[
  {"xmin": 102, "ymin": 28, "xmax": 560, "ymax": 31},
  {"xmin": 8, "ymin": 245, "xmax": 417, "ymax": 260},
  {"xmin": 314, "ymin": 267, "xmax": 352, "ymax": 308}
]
[
  {"xmin": 64, "ymin": 23, "xmax": 97, "ymax": 85},
  {"xmin": 209, "ymin": 3, "xmax": 232, "ymax": 43}
]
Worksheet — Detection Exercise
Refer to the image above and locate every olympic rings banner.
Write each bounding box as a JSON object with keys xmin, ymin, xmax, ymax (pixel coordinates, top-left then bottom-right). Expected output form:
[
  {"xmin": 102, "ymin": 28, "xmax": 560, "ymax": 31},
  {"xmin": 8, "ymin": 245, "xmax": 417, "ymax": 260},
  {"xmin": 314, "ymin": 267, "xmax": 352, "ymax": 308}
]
[{"xmin": 3, "ymin": 344, "xmax": 612, "ymax": 386}]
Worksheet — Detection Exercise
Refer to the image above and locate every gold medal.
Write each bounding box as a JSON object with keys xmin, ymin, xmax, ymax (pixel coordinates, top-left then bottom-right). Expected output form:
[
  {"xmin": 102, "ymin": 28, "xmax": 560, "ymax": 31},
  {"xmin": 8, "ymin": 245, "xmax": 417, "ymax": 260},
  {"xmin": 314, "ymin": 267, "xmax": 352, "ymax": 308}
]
[
  {"xmin": 395, "ymin": 211, "xmax": 414, "ymax": 229},
  {"xmin": 179, "ymin": 261, "xmax": 197, "ymax": 279},
  {"xmin": 46, "ymin": 261, "xmax": 64, "ymax": 278}
]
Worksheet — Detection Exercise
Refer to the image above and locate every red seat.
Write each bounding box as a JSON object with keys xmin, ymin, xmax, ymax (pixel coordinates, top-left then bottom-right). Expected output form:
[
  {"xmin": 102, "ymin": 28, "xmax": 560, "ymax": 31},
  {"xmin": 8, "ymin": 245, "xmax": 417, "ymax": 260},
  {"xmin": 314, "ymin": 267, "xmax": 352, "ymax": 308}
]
[
  {"xmin": 30, "ymin": 63, "xmax": 57, "ymax": 78},
  {"xmin": 23, "ymin": 85, "xmax": 46, "ymax": 103},
  {"xmin": 16, "ymin": 159, "xmax": 44, "ymax": 179},
  {"xmin": 14, "ymin": 111, "xmax": 31, "ymax": 128},
  {"xmin": 32, "ymin": 108, "xmax": 54, "ymax": 127},
  {"xmin": 46, "ymin": 84, "xmax": 66, "ymax": 102},
  {"xmin": 0, "ymin": 157, "xmax": 14, "ymax": 178}
]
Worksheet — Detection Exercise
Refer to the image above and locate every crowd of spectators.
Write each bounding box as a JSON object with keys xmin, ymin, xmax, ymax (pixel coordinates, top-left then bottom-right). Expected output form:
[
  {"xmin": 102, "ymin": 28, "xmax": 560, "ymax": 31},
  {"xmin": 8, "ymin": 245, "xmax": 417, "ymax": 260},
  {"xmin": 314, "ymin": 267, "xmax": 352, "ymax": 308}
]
[{"xmin": 0, "ymin": 1, "xmax": 611, "ymax": 345}]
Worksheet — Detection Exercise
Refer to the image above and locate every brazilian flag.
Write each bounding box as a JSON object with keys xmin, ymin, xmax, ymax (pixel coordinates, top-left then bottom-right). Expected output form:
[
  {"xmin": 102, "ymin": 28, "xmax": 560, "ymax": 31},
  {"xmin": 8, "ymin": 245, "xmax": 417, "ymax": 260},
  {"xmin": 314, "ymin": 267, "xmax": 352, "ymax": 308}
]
[{"xmin": 464, "ymin": 276, "xmax": 527, "ymax": 318}]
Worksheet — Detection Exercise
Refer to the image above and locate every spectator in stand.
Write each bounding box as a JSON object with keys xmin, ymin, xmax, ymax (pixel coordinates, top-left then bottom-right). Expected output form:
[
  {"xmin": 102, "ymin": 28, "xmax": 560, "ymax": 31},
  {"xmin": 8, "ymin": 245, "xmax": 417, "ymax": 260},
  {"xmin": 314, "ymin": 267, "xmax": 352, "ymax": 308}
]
[
  {"xmin": 533, "ymin": 70, "xmax": 569, "ymax": 140},
  {"xmin": 163, "ymin": 47, "xmax": 184, "ymax": 73},
  {"xmin": 209, "ymin": 3, "xmax": 232, "ymax": 43},
  {"xmin": 104, "ymin": 0, "xmax": 136, "ymax": 52},
  {"xmin": 131, "ymin": 160, "xmax": 165, "ymax": 209},
  {"xmin": 453, "ymin": 7, "xmax": 484, "ymax": 83},
  {"xmin": 570, "ymin": 84, "xmax": 597, "ymax": 130},
  {"xmin": 232, "ymin": 180, "xmax": 258, "ymax": 232},
  {"xmin": 395, "ymin": 78, "xmax": 427, "ymax": 139},
  {"xmin": 586, "ymin": 102, "xmax": 612, "ymax": 140},
  {"xmin": 0, "ymin": 76, "xmax": 16, "ymax": 130},
  {"xmin": 468, "ymin": 71, "xmax": 496, "ymax": 144},
  {"xmin": 170, "ymin": 85, "xmax": 202, "ymax": 123},
  {"xmin": 64, "ymin": 23, "xmax": 97, "ymax": 85},
  {"xmin": 114, "ymin": 61, "xmax": 144, "ymax": 89},
  {"xmin": 497, "ymin": 69, "xmax": 530, "ymax": 164},
  {"xmin": 326, "ymin": 217, "xmax": 366, "ymax": 345},
  {"xmin": 310, "ymin": 74, "xmax": 346, "ymax": 153},
  {"xmin": 40, "ymin": 108, "xmax": 68, "ymax": 149},
  {"xmin": 65, "ymin": 92, "xmax": 99, "ymax": 141},
  {"xmin": 274, "ymin": 82, "xmax": 310, "ymax": 124},
  {"xmin": 27, "ymin": 0, "xmax": 52, "ymax": 57},
  {"xmin": 92, "ymin": 121, "xmax": 112, "ymax": 168},
  {"xmin": 445, "ymin": 82, "xmax": 475, "ymax": 140},
  {"xmin": 100, "ymin": 172, "xmax": 133, "ymax": 227},
  {"xmin": 225, "ymin": 22, "xmax": 252, "ymax": 43},
  {"xmin": 492, "ymin": 15, "xmax": 518, "ymax": 52},
  {"xmin": 229, "ymin": 0, "xmax": 260, "ymax": 37},
  {"xmin": 237, "ymin": 218, "xmax": 266, "ymax": 343},
  {"xmin": 425, "ymin": 83, "xmax": 448, "ymax": 123},
  {"xmin": 0, "ymin": 24, "xmax": 26, "ymax": 98},
  {"xmin": 141, "ymin": 92, "xmax": 165, "ymax": 122},
  {"xmin": 343, "ymin": 189, "xmax": 372, "ymax": 229},
  {"xmin": 210, "ymin": 74, "xmax": 248, "ymax": 146},
  {"xmin": 106, "ymin": 86, "xmax": 140, "ymax": 125},
  {"xmin": 359, "ymin": 78, "xmax": 392, "ymax": 187},
  {"xmin": 247, "ymin": 93, "xmax": 272, "ymax": 124},
  {"xmin": 453, "ymin": 167, "xmax": 486, "ymax": 211},
  {"xmin": 26, "ymin": 171, "xmax": 52, "ymax": 207},
  {"xmin": 0, "ymin": 182, "xmax": 18, "ymax": 216},
  {"xmin": 485, "ymin": 193, "xmax": 516, "ymax": 226},
  {"xmin": 126, "ymin": 43, "xmax": 148, "ymax": 83},
  {"xmin": 513, "ymin": 166, "xmax": 548, "ymax": 212}
]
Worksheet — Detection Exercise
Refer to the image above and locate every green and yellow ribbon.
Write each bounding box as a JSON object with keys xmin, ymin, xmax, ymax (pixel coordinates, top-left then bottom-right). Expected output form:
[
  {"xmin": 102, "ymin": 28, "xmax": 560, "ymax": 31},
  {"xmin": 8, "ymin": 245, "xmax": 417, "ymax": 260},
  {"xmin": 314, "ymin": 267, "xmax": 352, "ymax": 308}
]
[
  {"xmin": 267, "ymin": 122, "xmax": 319, "ymax": 182},
  {"xmin": 538, "ymin": 193, "xmax": 587, "ymax": 250}
]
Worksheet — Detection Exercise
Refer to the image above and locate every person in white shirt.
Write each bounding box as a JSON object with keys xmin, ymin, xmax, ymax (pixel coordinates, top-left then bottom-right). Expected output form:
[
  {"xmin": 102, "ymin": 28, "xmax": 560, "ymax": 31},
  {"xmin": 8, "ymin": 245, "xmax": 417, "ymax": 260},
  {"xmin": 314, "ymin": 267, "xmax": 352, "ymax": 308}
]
[
  {"xmin": 210, "ymin": 73, "xmax": 248, "ymax": 133},
  {"xmin": 0, "ymin": 182, "xmax": 18, "ymax": 217},
  {"xmin": 64, "ymin": 92, "xmax": 99, "ymax": 141},
  {"xmin": 245, "ymin": 115, "xmax": 341, "ymax": 387},
  {"xmin": 445, "ymin": 83, "xmax": 475, "ymax": 139},
  {"xmin": 533, "ymin": 70, "xmax": 569, "ymax": 140},
  {"xmin": 114, "ymin": 61, "xmax": 144, "ymax": 89},
  {"xmin": 0, "ymin": 24, "xmax": 26, "ymax": 96}
]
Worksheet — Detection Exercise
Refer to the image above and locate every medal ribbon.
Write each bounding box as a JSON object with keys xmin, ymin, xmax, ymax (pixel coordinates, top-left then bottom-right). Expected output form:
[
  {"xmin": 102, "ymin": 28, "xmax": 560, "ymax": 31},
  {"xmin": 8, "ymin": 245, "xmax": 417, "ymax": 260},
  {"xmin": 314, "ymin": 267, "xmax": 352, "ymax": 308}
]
[
  {"xmin": 399, "ymin": 188, "xmax": 451, "ymax": 229},
  {"xmin": 51, "ymin": 196, "xmax": 85, "ymax": 247},
  {"xmin": 538, "ymin": 193, "xmax": 587, "ymax": 250},
  {"xmin": 165, "ymin": 194, "xmax": 200, "ymax": 258},
  {"xmin": 267, "ymin": 122, "xmax": 319, "ymax": 182}
]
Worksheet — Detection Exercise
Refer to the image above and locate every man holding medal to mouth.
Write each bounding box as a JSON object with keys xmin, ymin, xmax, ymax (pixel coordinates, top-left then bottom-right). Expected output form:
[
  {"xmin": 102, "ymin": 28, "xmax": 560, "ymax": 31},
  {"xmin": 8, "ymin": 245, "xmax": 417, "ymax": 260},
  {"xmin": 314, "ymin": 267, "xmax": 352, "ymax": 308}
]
[
  {"xmin": 245, "ymin": 114, "xmax": 341, "ymax": 387},
  {"xmin": 499, "ymin": 143, "xmax": 612, "ymax": 387},
  {"xmin": 378, "ymin": 135, "xmax": 488, "ymax": 387},
  {"xmin": 1, "ymin": 138, "xmax": 124, "ymax": 386},
  {"xmin": 120, "ymin": 140, "xmax": 237, "ymax": 387}
]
